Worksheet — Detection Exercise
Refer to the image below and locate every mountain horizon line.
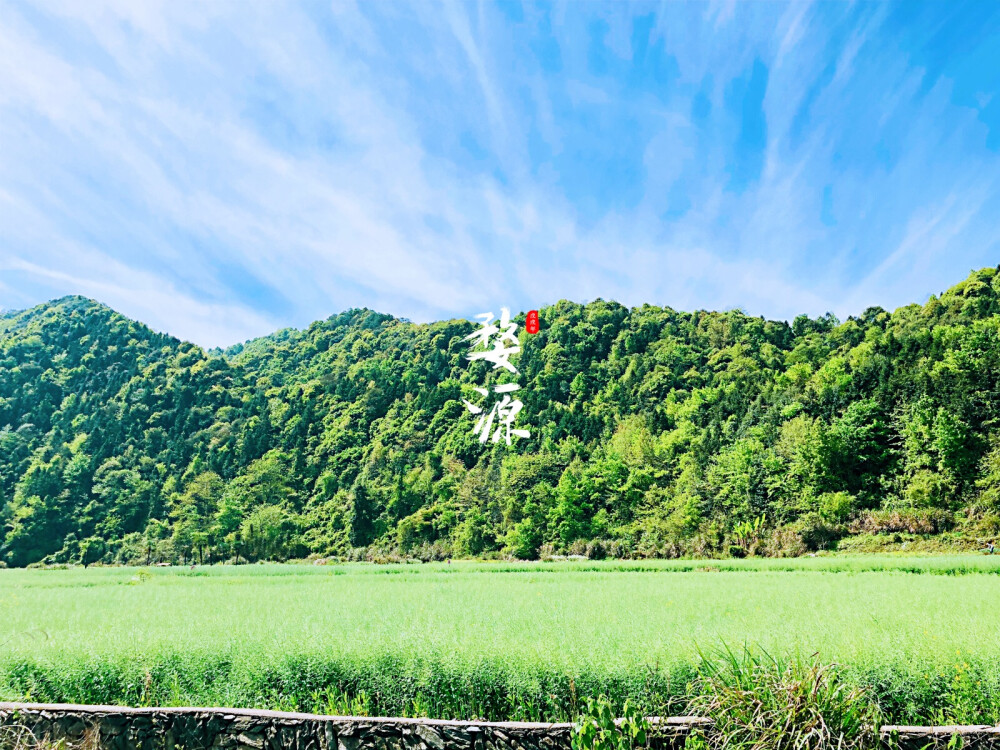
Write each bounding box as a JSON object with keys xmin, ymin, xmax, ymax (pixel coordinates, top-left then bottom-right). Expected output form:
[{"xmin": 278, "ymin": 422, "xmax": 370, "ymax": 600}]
[{"xmin": 6, "ymin": 266, "xmax": 994, "ymax": 353}]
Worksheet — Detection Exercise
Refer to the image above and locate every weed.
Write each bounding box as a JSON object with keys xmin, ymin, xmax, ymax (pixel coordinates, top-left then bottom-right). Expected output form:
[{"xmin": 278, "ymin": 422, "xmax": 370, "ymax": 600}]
[{"xmin": 686, "ymin": 646, "xmax": 881, "ymax": 750}]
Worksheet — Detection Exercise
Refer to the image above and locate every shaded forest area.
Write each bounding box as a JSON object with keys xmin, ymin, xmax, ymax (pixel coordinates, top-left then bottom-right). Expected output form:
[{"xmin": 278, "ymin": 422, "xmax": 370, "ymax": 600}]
[{"xmin": 3, "ymin": 267, "xmax": 1000, "ymax": 566}]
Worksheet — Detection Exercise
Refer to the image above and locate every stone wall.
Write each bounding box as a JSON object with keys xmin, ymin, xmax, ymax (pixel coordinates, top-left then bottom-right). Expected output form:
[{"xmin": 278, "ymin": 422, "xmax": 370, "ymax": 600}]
[
  {"xmin": 0, "ymin": 702, "xmax": 706, "ymax": 750},
  {"xmin": 881, "ymin": 724, "xmax": 1000, "ymax": 750},
  {"xmin": 4, "ymin": 702, "xmax": 997, "ymax": 750}
]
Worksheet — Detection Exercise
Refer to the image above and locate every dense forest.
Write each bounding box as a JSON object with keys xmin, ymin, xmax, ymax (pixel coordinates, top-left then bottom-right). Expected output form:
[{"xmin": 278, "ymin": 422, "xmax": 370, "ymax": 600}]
[{"xmin": 3, "ymin": 267, "xmax": 1000, "ymax": 567}]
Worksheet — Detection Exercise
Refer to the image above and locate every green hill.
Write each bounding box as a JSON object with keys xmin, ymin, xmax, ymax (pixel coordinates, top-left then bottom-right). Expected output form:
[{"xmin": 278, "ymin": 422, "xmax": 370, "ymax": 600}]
[{"xmin": 3, "ymin": 268, "xmax": 1000, "ymax": 566}]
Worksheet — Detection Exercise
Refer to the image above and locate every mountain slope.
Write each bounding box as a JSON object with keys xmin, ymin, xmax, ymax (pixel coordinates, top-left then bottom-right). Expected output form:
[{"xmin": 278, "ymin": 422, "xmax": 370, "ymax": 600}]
[
  {"xmin": 0, "ymin": 297, "xmax": 267, "ymax": 565},
  {"xmin": 3, "ymin": 269, "xmax": 1000, "ymax": 566}
]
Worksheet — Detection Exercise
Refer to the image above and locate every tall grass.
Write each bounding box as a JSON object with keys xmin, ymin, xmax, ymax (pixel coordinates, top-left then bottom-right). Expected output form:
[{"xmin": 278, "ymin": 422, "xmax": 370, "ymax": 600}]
[
  {"xmin": 686, "ymin": 647, "xmax": 881, "ymax": 750},
  {"xmin": 2, "ymin": 559, "xmax": 1000, "ymax": 724}
]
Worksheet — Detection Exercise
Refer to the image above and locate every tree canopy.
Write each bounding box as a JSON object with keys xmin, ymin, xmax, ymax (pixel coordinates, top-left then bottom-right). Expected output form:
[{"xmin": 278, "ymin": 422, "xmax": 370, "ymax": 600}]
[{"xmin": 4, "ymin": 267, "xmax": 1000, "ymax": 565}]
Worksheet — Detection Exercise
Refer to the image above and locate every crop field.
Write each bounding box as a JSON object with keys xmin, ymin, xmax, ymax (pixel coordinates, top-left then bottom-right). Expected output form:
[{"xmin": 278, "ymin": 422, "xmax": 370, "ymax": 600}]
[{"xmin": 2, "ymin": 557, "xmax": 1000, "ymax": 725}]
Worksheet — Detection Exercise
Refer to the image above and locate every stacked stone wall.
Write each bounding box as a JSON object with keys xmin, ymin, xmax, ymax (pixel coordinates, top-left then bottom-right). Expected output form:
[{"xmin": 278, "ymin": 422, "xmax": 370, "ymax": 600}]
[
  {"xmin": 4, "ymin": 702, "xmax": 997, "ymax": 750},
  {"xmin": 0, "ymin": 702, "xmax": 704, "ymax": 750}
]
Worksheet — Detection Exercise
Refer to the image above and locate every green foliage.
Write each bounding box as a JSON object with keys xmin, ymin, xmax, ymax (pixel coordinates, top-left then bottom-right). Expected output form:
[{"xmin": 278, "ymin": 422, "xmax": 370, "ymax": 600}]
[
  {"xmin": 572, "ymin": 697, "xmax": 649, "ymax": 750},
  {"xmin": 687, "ymin": 646, "xmax": 881, "ymax": 750},
  {"xmin": 5, "ymin": 268, "xmax": 1000, "ymax": 565},
  {"xmin": 817, "ymin": 492, "xmax": 857, "ymax": 524},
  {"xmin": 731, "ymin": 516, "xmax": 766, "ymax": 553}
]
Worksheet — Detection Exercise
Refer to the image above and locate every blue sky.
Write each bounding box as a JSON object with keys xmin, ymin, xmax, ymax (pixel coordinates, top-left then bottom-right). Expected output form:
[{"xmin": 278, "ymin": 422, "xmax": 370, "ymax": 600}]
[{"xmin": 1, "ymin": 1, "xmax": 999, "ymax": 347}]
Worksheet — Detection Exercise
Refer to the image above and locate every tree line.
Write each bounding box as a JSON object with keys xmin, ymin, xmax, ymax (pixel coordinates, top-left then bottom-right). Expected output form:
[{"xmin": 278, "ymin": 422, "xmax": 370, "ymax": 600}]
[{"xmin": 3, "ymin": 267, "xmax": 1000, "ymax": 566}]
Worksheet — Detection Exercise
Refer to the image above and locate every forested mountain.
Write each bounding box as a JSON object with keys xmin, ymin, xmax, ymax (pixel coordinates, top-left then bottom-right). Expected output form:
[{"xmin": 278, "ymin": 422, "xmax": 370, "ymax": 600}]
[{"xmin": 4, "ymin": 268, "xmax": 1000, "ymax": 566}]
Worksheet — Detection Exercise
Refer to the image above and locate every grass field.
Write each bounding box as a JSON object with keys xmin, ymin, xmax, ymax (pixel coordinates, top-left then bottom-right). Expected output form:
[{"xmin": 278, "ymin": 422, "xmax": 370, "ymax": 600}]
[{"xmin": 2, "ymin": 557, "xmax": 1000, "ymax": 725}]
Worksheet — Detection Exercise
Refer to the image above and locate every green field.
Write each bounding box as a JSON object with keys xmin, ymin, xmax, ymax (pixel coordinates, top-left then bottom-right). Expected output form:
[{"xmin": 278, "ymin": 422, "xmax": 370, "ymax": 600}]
[{"xmin": 3, "ymin": 557, "xmax": 1000, "ymax": 725}]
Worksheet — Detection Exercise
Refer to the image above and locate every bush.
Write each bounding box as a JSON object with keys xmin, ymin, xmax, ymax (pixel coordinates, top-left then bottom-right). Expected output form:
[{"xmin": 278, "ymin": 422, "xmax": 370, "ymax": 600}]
[
  {"xmin": 413, "ymin": 541, "xmax": 451, "ymax": 563},
  {"xmin": 762, "ymin": 528, "xmax": 806, "ymax": 558},
  {"xmin": 971, "ymin": 513, "xmax": 1000, "ymax": 536},
  {"xmin": 849, "ymin": 509, "xmax": 954, "ymax": 535},
  {"xmin": 602, "ymin": 540, "xmax": 631, "ymax": 559},
  {"xmin": 903, "ymin": 470, "xmax": 954, "ymax": 509},
  {"xmin": 818, "ymin": 492, "xmax": 858, "ymax": 523},
  {"xmin": 585, "ymin": 540, "xmax": 608, "ymax": 560},
  {"xmin": 505, "ymin": 520, "xmax": 543, "ymax": 560},
  {"xmin": 794, "ymin": 512, "xmax": 842, "ymax": 552},
  {"xmin": 567, "ymin": 539, "xmax": 589, "ymax": 557}
]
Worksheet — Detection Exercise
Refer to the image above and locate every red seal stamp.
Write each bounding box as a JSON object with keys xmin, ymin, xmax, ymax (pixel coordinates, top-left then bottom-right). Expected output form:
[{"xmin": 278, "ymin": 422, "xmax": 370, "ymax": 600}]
[{"xmin": 525, "ymin": 310, "xmax": 540, "ymax": 334}]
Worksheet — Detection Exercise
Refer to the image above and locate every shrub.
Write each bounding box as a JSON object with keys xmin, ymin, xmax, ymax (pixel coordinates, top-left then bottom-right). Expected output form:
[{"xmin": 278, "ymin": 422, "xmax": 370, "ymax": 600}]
[
  {"xmin": 818, "ymin": 492, "xmax": 858, "ymax": 523},
  {"xmin": 762, "ymin": 528, "xmax": 806, "ymax": 558},
  {"xmin": 849, "ymin": 508, "xmax": 954, "ymax": 535},
  {"xmin": 793, "ymin": 513, "xmax": 843, "ymax": 552},
  {"xmin": 585, "ymin": 540, "xmax": 608, "ymax": 560},
  {"xmin": 413, "ymin": 541, "xmax": 451, "ymax": 563},
  {"xmin": 971, "ymin": 513, "xmax": 1000, "ymax": 536},
  {"xmin": 903, "ymin": 470, "xmax": 954, "ymax": 509},
  {"xmin": 505, "ymin": 520, "xmax": 543, "ymax": 560},
  {"xmin": 567, "ymin": 539, "xmax": 589, "ymax": 557}
]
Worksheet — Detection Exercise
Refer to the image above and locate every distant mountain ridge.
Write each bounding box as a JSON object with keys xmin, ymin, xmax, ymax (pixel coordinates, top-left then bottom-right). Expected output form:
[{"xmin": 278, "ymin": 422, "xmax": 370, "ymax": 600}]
[{"xmin": 3, "ymin": 268, "xmax": 1000, "ymax": 566}]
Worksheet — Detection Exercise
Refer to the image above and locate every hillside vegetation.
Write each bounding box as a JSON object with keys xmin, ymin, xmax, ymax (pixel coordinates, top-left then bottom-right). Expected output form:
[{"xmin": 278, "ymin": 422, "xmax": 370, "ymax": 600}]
[{"xmin": 3, "ymin": 268, "xmax": 1000, "ymax": 566}]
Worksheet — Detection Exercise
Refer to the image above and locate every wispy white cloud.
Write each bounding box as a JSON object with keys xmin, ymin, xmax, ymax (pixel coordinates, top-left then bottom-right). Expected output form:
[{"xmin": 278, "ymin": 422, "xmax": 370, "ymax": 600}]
[
  {"xmin": 0, "ymin": 0, "xmax": 997, "ymax": 348},
  {"xmin": 0, "ymin": 251, "xmax": 276, "ymax": 347},
  {"xmin": 842, "ymin": 188, "xmax": 998, "ymax": 315}
]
